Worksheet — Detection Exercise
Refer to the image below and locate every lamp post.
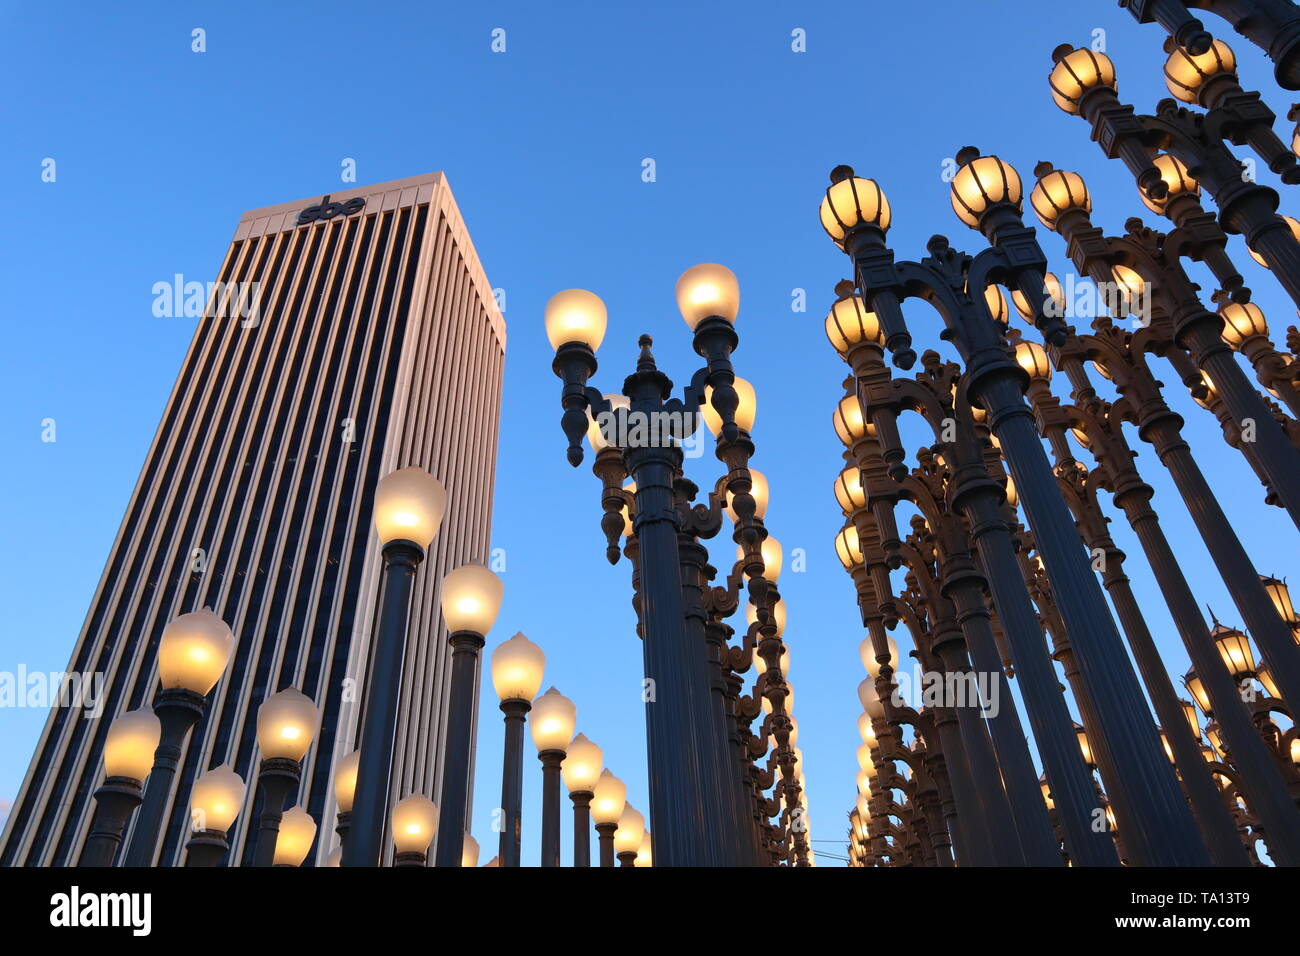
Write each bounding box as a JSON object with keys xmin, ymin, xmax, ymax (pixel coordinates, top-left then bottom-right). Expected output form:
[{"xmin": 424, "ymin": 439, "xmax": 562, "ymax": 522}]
[
  {"xmin": 561, "ymin": 733, "xmax": 603, "ymax": 867},
  {"xmin": 345, "ymin": 466, "xmax": 446, "ymax": 867},
  {"xmin": 490, "ymin": 631, "xmax": 545, "ymax": 867},
  {"xmin": 591, "ymin": 769, "xmax": 626, "ymax": 867},
  {"xmin": 80, "ymin": 710, "xmax": 160, "ymax": 866},
  {"xmin": 391, "ymin": 794, "xmax": 439, "ymax": 867},
  {"xmin": 434, "ymin": 563, "xmax": 504, "ymax": 867},
  {"xmin": 123, "ymin": 608, "xmax": 234, "ymax": 867},
  {"xmin": 183, "ymin": 765, "xmax": 245, "ymax": 867},
  {"xmin": 546, "ymin": 271, "xmax": 755, "ymax": 866},
  {"xmin": 252, "ymin": 688, "xmax": 319, "ymax": 867},
  {"xmin": 272, "ymin": 807, "xmax": 317, "ymax": 867},
  {"xmin": 614, "ymin": 804, "xmax": 645, "ymax": 867},
  {"xmin": 530, "ymin": 687, "xmax": 576, "ymax": 867}
]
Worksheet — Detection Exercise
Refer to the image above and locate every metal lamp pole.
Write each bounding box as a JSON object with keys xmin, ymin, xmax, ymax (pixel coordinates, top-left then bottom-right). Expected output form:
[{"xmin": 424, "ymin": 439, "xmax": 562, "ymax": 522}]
[{"xmin": 81, "ymin": 778, "xmax": 144, "ymax": 867}]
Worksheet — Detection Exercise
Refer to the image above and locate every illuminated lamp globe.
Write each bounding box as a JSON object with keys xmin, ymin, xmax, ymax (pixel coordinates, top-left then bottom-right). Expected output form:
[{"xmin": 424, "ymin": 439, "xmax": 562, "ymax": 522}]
[
  {"xmin": 544, "ymin": 289, "xmax": 607, "ymax": 352},
  {"xmin": 373, "ymin": 467, "xmax": 446, "ymax": 548},
  {"xmin": 103, "ymin": 709, "xmax": 161, "ymax": 782},
  {"xmin": 676, "ymin": 263, "xmax": 739, "ymax": 329},
  {"xmin": 158, "ymin": 608, "xmax": 234, "ymax": 695}
]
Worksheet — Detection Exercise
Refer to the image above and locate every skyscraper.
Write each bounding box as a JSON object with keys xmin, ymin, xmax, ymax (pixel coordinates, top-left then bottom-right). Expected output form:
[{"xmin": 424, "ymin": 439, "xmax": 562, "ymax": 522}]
[{"xmin": 1, "ymin": 173, "xmax": 506, "ymax": 865}]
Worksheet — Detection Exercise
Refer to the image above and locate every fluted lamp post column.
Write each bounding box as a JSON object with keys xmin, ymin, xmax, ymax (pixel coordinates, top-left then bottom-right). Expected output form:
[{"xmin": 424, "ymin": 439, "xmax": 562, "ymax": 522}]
[
  {"xmin": 434, "ymin": 563, "xmax": 504, "ymax": 866},
  {"xmin": 80, "ymin": 710, "xmax": 160, "ymax": 866},
  {"xmin": 252, "ymin": 688, "xmax": 320, "ymax": 866},
  {"xmin": 123, "ymin": 608, "xmax": 234, "ymax": 866},
  {"xmin": 592, "ymin": 770, "xmax": 627, "ymax": 867},
  {"xmin": 392, "ymin": 794, "xmax": 439, "ymax": 867},
  {"xmin": 614, "ymin": 804, "xmax": 646, "ymax": 867},
  {"xmin": 332, "ymin": 749, "xmax": 359, "ymax": 857},
  {"xmin": 562, "ymin": 733, "xmax": 604, "ymax": 867},
  {"xmin": 345, "ymin": 466, "xmax": 446, "ymax": 866},
  {"xmin": 272, "ymin": 807, "xmax": 317, "ymax": 867},
  {"xmin": 531, "ymin": 687, "xmax": 577, "ymax": 867},
  {"xmin": 183, "ymin": 765, "xmax": 245, "ymax": 867},
  {"xmin": 490, "ymin": 632, "xmax": 546, "ymax": 867}
]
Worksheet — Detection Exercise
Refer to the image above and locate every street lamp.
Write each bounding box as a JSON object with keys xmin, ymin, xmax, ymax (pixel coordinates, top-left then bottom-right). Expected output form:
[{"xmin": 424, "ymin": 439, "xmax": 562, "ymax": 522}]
[
  {"xmin": 391, "ymin": 795, "xmax": 439, "ymax": 867},
  {"xmin": 531, "ymin": 687, "xmax": 576, "ymax": 867},
  {"xmin": 490, "ymin": 631, "xmax": 545, "ymax": 866},
  {"xmin": 561, "ymin": 732, "xmax": 603, "ymax": 867},
  {"xmin": 252, "ymin": 687, "xmax": 319, "ymax": 866},
  {"xmin": 183, "ymin": 765, "xmax": 245, "ymax": 867},
  {"xmin": 80, "ymin": 709, "xmax": 160, "ymax": 866},
  {"xmin": 613, "ymin": 804, "xmax": 645, "ymax": 867},
  {"xmin": 635, "ymin": 832, "xmax": 653, "ymax": 867},
  {"xmin": 123, "ymin": 607, "xmax": 234, "ymax": 866},
  {"xmin": 462, "ymin": 833, "xmax": 480, "ymax": 868},
  {"xmin": 345, "ymin": 466, "xmax": 446, "ymax": 867},
  {"xmin": 1210, "ymin": 616, "xmax": 1257, "ymax": 680},
  {"xmin": 434, "ymin": 563, "xmax": 504, "ymax": 866},
  {"xmin": 272, "ymin": 807, "xmax": 317, "ymax": 867},
  {"xmin": 591, "ymin": 769, "xmax": 627, "ymax": 867}
]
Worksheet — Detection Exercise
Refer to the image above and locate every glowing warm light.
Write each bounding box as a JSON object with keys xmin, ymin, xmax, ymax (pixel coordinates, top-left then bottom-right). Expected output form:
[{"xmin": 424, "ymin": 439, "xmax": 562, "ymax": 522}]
[
  {"xmin": 859, "ymin": 634, "xmax": 899, "ymax": 679},
  {"xmin": 591, "ymin": 770, "xmax": 627, "ymax": 825},
  {"xmin": 702, "ymin": 378, "xmax": 758, "ymax": 436},
  {"xmin": 736, "ymin": 536, "xmax": 783, "ymax": 582},
  {"xmin": 390, "ymin": 794, "xmax": 439, "ymax": 855},
  {"xmin": 561, "ymin": 733, "xmax": 604, "ymax": 793},
  {"xmin": 544, "ymin": 289, "xmax": 607, "ymax": 351},
  {"xmin": 1030, "ymin": 168, "xmax": 1090, "ymax": 231},
  {"xmin": 255, "ymin": 688, "xmax": 319, "ymax": 761},
  {"xmin": 440, "ymin": 564, "xmax": 504, "ymax": 635},
  {"xmin": 723, "ymin": 469, "xmax": 770, "ymax": 522},
  {"xmin": 530, "ymin": 687, "xmax": 577, "ymax": 753},
  {"xmin": 1164, "ymin": 39, "xmax": 1236, "ymax": 103},
  {"xmin": 820, "ymin": 173, "xmax": 892, "ymax": 248},
  {"xmin": 189, "ymin": 765, "xmax": 246, "ymax": 833},
  {"xmin": 1049, "ymin": 47, "xmax": 1117, "ymax": 114},
  {"xmin": 825, "ymin": 294, "xmax": 884, "ymax": 356},
  {"xmin": 333, "ymin": 750, "xmax": 360, "ymax": 813},
  {"xmin": 491, "ymin": 631, "xmax": 546, "ymax": 703},
  {"xmin": 103, "ymin": 709, "xmax": 161, "ymax": 782},
  {"xmin": 273, "ymin": 806, "xmax": 317, "ymax": 866},
  {"xmin": 951, "ymin": 154, "xmax": 1023, "ymax": 228},
  {"xmin": 675, "ymin": 263, "xmax": 740, "ymax": 329},
  {"xmin": 373, "ymin": 467, "xmax": 447, "ymax": 548},
  {"xmin": 613, "ymin": 804, "xmax": 646, "ymax": 855},
  {"xmin": 158, "ymin": 608, "xmax": 235, "ymax": 695},
  {"xmin": 835, "ymin": 524, "xmax": 864, "ymax": 570}
]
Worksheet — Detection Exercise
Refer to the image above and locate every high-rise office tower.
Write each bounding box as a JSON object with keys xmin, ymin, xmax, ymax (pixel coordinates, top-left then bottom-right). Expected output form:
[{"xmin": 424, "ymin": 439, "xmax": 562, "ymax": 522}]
[{"xmin": 1, "ymin": 173, "xmax": 506, "ymax": 865}]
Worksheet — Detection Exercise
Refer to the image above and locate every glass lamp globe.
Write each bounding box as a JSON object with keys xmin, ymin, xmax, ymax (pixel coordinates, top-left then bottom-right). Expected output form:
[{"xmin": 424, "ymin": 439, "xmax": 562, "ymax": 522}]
[
  {"xmin": 820, "ymin": 172, "xmax": 892, "ymax": 248},
  {"xmin": 1074, "ymin": 723, "xmax": 1095, "ymax": 766},
  {"xmin": 634, "ymin": 832, "xmax": 653, "ymax": 867},
  {"xmin": 702, "ymin": 378, "xmax": 757, "ymax": 436},
  {"xmin": 1140, "ymin": 154, "xmax": 1199, "ymax": 214},
  {"xmin": 1218, "ymin": 302, "xmax": 1268, "ymax": 349},
  {"xmin": 951, "ymin": 153, "xmax": 1023, "ymax": 228},
  {"xmin": 1049, "ymin": 46, "xmax": 1117, "ymax": 114},
  {"xmin": 490, "ymin": 631, "xmax": 546, "ymax": 703},
  {"xmin": 103, "ymin": 709, "xmax": 161, "ymax": 782},
  {"xmin": 1260, "ymin": 574, "xmax": 1298, "ymax": 626},
  {"xmin": 333, "ymin": 750, "xmax": 360, "ymax": 813},
  {"xmin": 1164, "ymin": 39, "xmax": 1236, "ymax": 103},
  {"xmin": 530, "ymin": 687, "xmax": 577, "ymax": 753},
  {"xmin": 373, "ymin": 467, "xmax": 447, "ymax": 548},
  {"xmin": 591, "ymin": 770, "xmax": 627, "ymax": 825},
  {"xmin": 723, "ymin": 469, "xmax": 770, "ymax": 523},
  {"xmin": 1014, "ymin": 340, "xmax": 1053, "ymax": 382},
  {"xmin": 544, "ymin": 289, "xmax": 607, "ymax": 352},
  {"xmin": 825, "ymin": 294, "xmax": 884, "ymax": 356},
  {"xmin": 832, "ymin": 394, "xmax": 873, "ymax": 446},
  {"xmin": 676, "ymin": 263, "xmax": 740, "ymax": 329},
  {"xmin": 189, "ymin": 764, "xmax": 246, "ymax": 833},
  {"xmin": 857, "ymin": 711, "xmax": 877, "ymax": 746},
  {"xmin": 613, "ymin": 804, "xmax": 646, "ymax": 854},
  {"xmin": 744, "ymin": 598, "xmax": 786, "ymax": 638},
  {"xmin": 1211, "ymin": 621, "xmax": 1256, "ymax": 678},
  {"xmin": 857, "ymin": 743, "xmax": 876, "ymax": 775},
  {"xmin": 858, "ymin": 677, "xmax": 885, "ymax": 719},
  {"xmin": 440, "ymin": 564, "xmax": 504, "ymax": 635},
  {"xmin": 158, "ymin": 608, "xmax": 235, "ymax": 695},
  {"xmin": 561, "ymin": 733, "xmax": 604, "ymax": 793},
  {"xmin": 256, "ymin": 688, "xmax": 319, "ymax": 761},
  {"xmin": 1011, "ymin": 272, "xmax": 1065, "ymax": 321},
  {"xmin": 391, "ymin": 794, "xmax": 439, "ymax": 854},
  {"xmin": 462, "ymin": 832, "xmax": 481, "ymax": 868},
  {"xmin": 273, "ymin": 806, "xmax": 317, "ymax": 866},
  {"xmin": 587, "ymin": 394, "xmax": 630, "ymax": 451},
  {"xmin": 833, "ymin": 465, "xmax": 867, "ymax": 514},
  {"xmin": 835, "ymin": 524, "xmax": 864, "ymax": 570},
  {"xmin": 860, "ymin": 634, "xmax": 899, "ymax": 679},
  {"xmin": 736, "ymin": 536, "xmax": 782, "ymax": 582},
  {"xmin": 1030, "ymin": 168, "xmax": 1091, "ymax": 231}
]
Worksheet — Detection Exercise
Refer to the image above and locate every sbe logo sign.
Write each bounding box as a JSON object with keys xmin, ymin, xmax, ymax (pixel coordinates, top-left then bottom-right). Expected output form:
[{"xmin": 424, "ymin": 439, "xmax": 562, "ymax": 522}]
[{"xmin": 297, "ymin": 194, "xmax": 366, "ymax": 226}]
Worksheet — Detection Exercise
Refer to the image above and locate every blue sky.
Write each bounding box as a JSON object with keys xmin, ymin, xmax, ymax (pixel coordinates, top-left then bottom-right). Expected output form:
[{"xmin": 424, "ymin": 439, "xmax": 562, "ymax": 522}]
[{"xmin": 1, "ymin": 1, "xmax": 1294, "ymax": 865}]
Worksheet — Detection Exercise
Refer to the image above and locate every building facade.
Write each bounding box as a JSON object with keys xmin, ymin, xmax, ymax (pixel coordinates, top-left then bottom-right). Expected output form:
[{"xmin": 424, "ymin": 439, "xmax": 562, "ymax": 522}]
[{"xmin": 0, "ymin": 173, "xmax": 505, "ymax": 865}]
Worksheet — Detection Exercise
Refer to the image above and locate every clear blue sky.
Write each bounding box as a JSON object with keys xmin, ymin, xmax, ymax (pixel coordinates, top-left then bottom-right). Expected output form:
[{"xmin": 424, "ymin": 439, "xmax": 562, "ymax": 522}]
[{"xmin": 1, "ymin": 1, "xmax": 1293, "ymax": 866}]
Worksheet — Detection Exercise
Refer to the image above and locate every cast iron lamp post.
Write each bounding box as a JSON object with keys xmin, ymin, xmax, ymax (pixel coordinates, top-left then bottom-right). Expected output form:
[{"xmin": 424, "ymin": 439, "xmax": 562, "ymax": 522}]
[
  {"xmin": 561, "ymin": 733, "xmax": 603, "ymax": 867},
  {"xmin": 1118, "ymin": 0, "xmax": 1300, "ymax": 91},
  {"xmin": 490, "ymin": 631, "xmax": 546, "ymax": 867},
  {"xmin": 272, "ymin": 807, "xmax": 317, "ymax": 867},
  {"xmin": 344, "ymin": 466, "xmax": 446, "ymax": 867},
  {"xmin": 819, "ymin": 153, "xmax": 1208, "ymax": 865},
  {"xmin": 613, "ymin": 803, "xmax": 645, "ymax": 867},
  {"xmin": 530, "ymin": 686, "xmax": 576, "ymax": 867},
  {"xmin": 123, "ymin": 607, "xmax": 234, "ymax": 866},
  {"xmin": 183, "ymin": 765, "xmax": 246, "ymax": 867},
  {"xmin": 433, "ymin": 563, "xmax": 504, "ymax": 866},
  {"xmin": 252, "ymin": 687, "xmax": 320, "ymax": 866},
  {"xmin": 591, "ymin": 769, "xmax": 627, "ymax": 867},
  {"xmin": 80, "ymin": 709, "xmax": 160, "ymax": 866},
  {"xmin": 391, "ymin": 794, "xmax": 439, "ymax": 867}
]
